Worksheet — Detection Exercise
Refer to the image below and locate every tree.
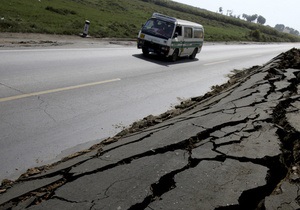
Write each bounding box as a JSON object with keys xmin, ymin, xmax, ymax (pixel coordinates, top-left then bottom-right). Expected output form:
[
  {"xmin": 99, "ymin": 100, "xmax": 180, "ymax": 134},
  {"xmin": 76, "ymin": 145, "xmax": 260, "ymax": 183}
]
[
  {"xmin": 242, "ymin": 14, "xmax": 250, "ymax": 22},
  {"xmin": 227, "ymin": 10, "xmax": 233, "ymax": 16},
  {"xmin": 257, "ymin": 15, "xmax": 266, "ymax": 25},
  {"xmin": 292, "ymin": 30, "xmax": 300, "ymax": 36},
  {"xmin": 275, "ymin": 24, "xmax": 285, "ymax": 32},
  {"xmin": 219, "ymin": 7, "xmax": 223, "ymax": 14},
  {"xmin": 274, "ymin": 24, "xmax": 299, "ymax": 36},
  {"xmin": 242, "ymin": 14, "xmax": 258, "ymax": 22},
  {"xmin": 250, "ymin": 14, "xmax": 258, "ymax": 22},
  {"xmin": 286, "ymin": 27, "xmax": 300, "ymax": 36}
]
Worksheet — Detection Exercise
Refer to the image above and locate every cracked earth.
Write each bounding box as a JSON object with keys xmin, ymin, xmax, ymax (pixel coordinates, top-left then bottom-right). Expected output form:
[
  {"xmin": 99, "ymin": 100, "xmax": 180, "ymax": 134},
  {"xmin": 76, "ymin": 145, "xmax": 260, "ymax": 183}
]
[{"xmin": 1, "ymin": 48, "xmax": 300, "ymax": 210}]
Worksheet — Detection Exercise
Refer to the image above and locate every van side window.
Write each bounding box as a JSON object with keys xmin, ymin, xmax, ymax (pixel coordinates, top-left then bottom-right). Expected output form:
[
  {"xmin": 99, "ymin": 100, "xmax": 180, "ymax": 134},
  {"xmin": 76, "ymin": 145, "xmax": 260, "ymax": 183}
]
[
  {"xmin": 175, "ymin": 26, "xmax": 182, "ymax": 36},
  {"xmin": 184, "ymin": 27, "xmax": 193, "ymax": 38}
]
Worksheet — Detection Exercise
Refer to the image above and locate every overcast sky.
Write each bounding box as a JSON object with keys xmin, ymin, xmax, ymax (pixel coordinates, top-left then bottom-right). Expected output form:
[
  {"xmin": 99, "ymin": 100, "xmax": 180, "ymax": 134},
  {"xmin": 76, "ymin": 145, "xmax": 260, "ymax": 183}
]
[{"xmin": 172, "ymin": 0, "xmax": 300, "ymax": 31}]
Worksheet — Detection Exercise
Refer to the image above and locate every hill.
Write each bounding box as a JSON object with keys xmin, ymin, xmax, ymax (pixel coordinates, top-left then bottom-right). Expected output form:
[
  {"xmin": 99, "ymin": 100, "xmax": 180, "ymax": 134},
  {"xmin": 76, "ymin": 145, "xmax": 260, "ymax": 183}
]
[{"xmin": 1, "ymin": 0, "xmax": 300, "ymax": 42}]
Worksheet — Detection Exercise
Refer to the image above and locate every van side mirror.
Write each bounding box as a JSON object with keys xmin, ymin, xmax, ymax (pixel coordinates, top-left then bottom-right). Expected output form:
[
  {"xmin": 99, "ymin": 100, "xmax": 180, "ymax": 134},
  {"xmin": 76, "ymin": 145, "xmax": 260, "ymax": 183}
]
[{"xmin": 173, "ymin": 32, "xmax": 178, "ymax": 38}]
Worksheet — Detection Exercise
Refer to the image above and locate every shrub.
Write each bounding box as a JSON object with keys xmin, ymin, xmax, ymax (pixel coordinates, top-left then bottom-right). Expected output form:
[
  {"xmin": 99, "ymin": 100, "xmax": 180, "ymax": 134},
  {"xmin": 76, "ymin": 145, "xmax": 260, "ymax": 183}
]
[{"xmin": 250, "ymin": 29, "xmax": 261, "ymax": 41}]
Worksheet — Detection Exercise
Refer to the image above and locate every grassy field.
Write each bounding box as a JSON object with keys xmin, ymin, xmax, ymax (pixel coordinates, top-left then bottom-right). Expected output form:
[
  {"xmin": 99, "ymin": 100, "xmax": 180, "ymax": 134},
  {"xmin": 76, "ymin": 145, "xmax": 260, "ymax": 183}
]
[{"xmin": 1, "ymin": 0, "xmax": 299, "ymax": 42}]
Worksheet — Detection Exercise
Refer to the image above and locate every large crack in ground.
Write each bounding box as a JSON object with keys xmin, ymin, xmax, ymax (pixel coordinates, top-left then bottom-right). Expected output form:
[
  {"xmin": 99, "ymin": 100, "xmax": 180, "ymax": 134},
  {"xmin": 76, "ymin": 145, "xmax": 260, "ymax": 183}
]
[
  {"xmin": 130, "ymin": 49, "xmax": 300, "ymax": 210},
  {"xmin": 1, "ymin": 49, "xmax": 300, "ymax": 210}
]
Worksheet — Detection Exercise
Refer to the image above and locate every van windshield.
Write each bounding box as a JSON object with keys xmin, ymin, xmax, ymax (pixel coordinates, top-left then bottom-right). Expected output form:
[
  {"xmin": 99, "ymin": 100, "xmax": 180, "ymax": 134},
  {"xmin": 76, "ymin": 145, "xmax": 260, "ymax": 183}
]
[{"xmin": 142, "ymin": 18, "xmax": 175, "ymax": 39}]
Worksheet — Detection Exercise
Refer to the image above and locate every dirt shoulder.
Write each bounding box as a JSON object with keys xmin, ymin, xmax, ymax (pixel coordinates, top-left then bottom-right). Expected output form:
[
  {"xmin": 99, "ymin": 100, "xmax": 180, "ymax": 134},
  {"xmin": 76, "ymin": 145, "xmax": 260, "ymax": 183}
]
[
  {"xmin": 0, "ymin": 32, "xmax": 270, "ymax": 49},
  {"xmin": 0, "ymin": 32, "xmax": 136, "ymax": 49}
]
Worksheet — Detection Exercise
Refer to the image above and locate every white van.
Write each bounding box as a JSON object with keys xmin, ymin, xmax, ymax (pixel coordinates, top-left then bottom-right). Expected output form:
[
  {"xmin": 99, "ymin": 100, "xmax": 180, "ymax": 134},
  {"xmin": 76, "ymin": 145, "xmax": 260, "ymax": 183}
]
[{"xmin": 137, "ymin": 13, "xmax": 204, "ymax": 61}]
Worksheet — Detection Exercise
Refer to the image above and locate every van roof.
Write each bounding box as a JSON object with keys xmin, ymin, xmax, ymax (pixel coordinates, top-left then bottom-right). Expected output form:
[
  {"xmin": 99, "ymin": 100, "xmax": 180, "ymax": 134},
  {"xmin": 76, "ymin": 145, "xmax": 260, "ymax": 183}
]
[
  {"xmin": 177, "ymin": 19, "xmax": 203, "ymax": 28},
  {"xmin": 152, "ymin": 13, "xmax": 203, "ymax": 29}
]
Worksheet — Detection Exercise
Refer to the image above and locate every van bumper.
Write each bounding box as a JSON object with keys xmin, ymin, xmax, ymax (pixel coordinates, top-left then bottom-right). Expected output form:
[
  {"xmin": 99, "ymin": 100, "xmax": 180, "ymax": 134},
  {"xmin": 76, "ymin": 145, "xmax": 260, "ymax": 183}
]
[{"xmin": 137, "ymin": 39, "xmax": 170, "ymax": 56}]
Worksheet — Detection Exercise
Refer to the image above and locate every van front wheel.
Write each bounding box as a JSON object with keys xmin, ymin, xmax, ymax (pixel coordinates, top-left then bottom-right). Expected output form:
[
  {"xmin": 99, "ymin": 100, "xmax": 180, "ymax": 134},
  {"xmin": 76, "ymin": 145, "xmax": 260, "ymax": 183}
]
[
  {"xmin": 142, "ymin": 48, "xmax": 149, "ymax": 56},
  {"xmin": 171, "ymin": 49, "xmax": 179, "ymax": 62},
  {"xmin": 189, "ymin": 48, "xmax": 198, "ymax": 59}
]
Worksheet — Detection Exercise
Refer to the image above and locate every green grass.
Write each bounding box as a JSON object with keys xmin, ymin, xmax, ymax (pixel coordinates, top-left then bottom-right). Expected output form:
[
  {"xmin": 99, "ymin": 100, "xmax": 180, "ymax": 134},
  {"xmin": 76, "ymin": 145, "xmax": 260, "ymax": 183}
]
[{"xmin": 1, "ymin": 0, "xmax": 299, "ymax": 42}]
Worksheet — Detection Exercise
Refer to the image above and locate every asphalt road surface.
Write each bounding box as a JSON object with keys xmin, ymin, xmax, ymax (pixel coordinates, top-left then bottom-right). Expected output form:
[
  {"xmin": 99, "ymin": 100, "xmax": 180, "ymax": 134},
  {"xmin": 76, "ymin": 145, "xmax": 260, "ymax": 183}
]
[{"xmin": 0, "ymin": 42, "xmax": 299, "ymax": 181}]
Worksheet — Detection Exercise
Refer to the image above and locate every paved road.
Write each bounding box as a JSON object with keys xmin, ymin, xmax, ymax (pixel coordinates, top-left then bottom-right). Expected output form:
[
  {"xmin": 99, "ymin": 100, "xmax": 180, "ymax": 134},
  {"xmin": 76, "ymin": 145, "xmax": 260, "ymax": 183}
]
[
  {"xmin": 0, "ymin": 43, "xmax": 299, "ymax": 181},
  {"xmin": 1, "ymin": 47, "xmax": 300, "ymax": 210}
]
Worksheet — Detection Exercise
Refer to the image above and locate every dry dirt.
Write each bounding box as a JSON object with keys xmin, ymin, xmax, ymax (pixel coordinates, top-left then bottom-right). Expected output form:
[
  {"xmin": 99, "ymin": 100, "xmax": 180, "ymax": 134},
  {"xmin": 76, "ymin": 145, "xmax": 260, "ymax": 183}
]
[{"xmin": 0, "ymin": 32, "xmax": 136, "ymax": 48}]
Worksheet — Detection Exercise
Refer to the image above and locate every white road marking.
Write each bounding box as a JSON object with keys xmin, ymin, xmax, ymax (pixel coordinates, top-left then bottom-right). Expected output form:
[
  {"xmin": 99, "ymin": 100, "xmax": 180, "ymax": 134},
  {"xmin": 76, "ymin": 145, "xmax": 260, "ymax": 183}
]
[
  {"xmin": 0, "ymin": 78, "xmax": 121, "ymax": 102},
  {"xmin": 204, "ymin": 60, "xmax": 230, "ymax": 66},
  {"xmin": 251, "ymin": 54, "xmax": 263, "ymax": 58}
]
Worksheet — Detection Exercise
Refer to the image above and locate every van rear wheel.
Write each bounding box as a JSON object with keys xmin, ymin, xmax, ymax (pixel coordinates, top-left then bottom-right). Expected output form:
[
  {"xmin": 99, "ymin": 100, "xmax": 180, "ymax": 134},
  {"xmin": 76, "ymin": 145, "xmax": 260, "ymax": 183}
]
[
  {"xmin": 171, "ymin": 49, "xmax": 179, "ymax": 62},
  {"xmin": 189, "ymin": 48, "xmax": 198, "ymax": 59}
]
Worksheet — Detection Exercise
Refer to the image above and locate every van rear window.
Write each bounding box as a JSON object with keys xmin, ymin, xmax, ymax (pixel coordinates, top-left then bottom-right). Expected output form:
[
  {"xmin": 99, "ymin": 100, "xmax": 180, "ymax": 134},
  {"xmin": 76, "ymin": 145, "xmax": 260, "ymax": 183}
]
[{"xmin": 194, "ymin": 29, "xmax": 204, "ymax": 38}]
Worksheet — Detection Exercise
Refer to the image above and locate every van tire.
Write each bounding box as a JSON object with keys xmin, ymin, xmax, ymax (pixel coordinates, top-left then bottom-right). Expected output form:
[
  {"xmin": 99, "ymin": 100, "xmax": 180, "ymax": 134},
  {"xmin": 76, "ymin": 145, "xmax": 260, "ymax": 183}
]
[
  {"xmin": 142, "ymin": 48, "xmax": 149, "ymax": 56},
  {"xmin": 171, "ymin": 49, "xmax": 179, "ymax": 62},
  {"xmin": 189, "ymin": 48, "xmax": 198, "ymax": 59}
]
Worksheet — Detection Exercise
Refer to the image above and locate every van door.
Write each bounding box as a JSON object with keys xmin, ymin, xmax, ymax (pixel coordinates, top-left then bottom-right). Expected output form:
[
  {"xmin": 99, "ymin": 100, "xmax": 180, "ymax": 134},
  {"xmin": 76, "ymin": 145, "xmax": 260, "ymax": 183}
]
[
  {"xmin": 171, "ymin": 26, "xmax": 184, "ymax": 55},
  {"xmin": 182, "ymin": 26, "xmax": 193, "ymax": 56}
]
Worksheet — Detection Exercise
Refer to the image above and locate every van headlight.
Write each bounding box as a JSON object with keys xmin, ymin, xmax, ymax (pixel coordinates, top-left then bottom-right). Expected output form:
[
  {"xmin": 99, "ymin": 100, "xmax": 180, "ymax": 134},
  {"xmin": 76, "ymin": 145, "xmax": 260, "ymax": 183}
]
[
  {"xmin": 161, "ymin": 46, "xmax": 170, "ymax": 51},
  {"xmin": 138, "ymin": 39, "xmax": 144, "ymax": 45}
]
